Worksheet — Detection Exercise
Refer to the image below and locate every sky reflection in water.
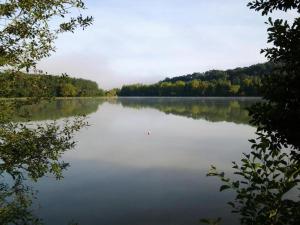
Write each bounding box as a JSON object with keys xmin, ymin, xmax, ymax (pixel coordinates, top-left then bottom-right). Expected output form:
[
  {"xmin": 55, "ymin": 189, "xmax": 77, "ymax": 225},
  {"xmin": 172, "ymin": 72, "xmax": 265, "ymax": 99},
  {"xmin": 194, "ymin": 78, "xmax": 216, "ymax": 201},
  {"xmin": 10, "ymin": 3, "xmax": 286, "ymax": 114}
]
[{"xmin": 28, "ymin": 97, "xmax": 258, "ymax": 225}]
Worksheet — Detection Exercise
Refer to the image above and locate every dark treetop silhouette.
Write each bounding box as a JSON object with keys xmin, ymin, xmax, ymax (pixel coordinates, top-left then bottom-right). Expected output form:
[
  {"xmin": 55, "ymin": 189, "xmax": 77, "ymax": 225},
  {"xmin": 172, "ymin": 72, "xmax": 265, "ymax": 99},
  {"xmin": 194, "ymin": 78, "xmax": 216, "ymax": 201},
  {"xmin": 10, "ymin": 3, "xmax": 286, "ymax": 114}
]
[
  {"xmin": 118, "ymin": 63, "xmax": 274, "ymax": 97},
  {"xmin": 0, "ymin": 0, "xmax": 92, "ymax": 224},
  {"xmin": 204, "ymin": 1, "xmax": 300, "ymax": 225}
]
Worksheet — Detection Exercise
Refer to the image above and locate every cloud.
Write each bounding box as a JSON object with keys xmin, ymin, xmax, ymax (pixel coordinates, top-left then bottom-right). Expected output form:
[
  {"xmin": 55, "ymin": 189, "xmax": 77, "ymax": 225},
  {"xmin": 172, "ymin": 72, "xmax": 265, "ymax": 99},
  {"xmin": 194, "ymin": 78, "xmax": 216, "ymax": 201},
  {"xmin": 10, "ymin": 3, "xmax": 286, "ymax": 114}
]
[{"xmin": 37, "ymin": 0, "xmax": 272, "ymax": 89}]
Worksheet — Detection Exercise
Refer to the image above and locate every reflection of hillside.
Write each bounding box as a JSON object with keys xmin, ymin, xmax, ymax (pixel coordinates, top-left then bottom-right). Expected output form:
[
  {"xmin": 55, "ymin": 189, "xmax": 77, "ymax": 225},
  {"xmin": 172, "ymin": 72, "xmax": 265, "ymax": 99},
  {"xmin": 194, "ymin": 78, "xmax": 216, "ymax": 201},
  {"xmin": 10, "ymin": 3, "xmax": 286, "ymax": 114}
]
[
  {"xmin": 8, "ymin": 97, "xmax": 260, "ymax": 124},
  {"xmin": 117, "ymin": 97, "xmax": 260, "ymax": 124},
  {"xmin": 13, "ymin": 98, "xmax": 107, "ymax": 121}
]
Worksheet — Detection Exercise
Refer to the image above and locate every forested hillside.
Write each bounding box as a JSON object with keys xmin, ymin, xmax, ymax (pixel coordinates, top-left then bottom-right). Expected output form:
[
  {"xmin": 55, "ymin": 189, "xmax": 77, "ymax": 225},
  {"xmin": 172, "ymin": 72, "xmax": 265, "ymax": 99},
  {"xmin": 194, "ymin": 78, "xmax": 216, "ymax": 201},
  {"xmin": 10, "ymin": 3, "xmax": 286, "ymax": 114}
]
[
  {"xmin": 119, "ymin": 62, "xmax": 275, "ymax": 96},
  {"xmin": 0, "ymin": 72, "xmax": 104, "ymax": 97}
]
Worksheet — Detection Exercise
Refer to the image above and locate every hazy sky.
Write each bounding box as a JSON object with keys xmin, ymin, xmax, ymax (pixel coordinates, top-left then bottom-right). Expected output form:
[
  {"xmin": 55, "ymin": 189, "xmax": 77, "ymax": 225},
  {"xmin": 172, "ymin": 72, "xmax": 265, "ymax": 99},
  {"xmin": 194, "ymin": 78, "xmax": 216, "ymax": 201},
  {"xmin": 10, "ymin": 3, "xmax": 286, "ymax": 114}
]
[{"xmin": 37, "ymin": 0, "xmax": 272, "ymax": 89}]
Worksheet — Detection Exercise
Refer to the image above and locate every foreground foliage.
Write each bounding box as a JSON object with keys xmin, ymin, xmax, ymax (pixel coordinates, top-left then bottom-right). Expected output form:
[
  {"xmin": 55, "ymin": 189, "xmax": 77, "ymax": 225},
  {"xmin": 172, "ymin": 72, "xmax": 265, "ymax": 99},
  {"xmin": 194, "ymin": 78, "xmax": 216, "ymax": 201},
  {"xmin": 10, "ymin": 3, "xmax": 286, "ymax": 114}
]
[
  {"xmin": 0, "ymin": 101, "xmax": 87, "ymax": 224},
  {"xmin": 0, "ymin": 0, "xmax": 93, "ymax": 70},
  {"xmin": 204, "ymin": 1, "xmax": 300, "ymax": 224},
  {"xmin": 1, "ymin": 0, "xmax": 93, "ymax": 224}
]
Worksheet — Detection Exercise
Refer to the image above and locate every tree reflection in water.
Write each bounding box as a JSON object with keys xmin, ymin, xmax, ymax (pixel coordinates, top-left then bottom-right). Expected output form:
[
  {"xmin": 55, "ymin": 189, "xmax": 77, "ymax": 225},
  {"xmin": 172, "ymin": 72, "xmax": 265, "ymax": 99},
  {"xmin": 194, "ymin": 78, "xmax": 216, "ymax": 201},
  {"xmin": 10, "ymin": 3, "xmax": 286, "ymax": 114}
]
[
  {"xmin": 11, "ymin": 97, "xmax": 260, "ymax": 125},
  {"xmin": 0, "ymin": 97, "xmax": 259, "ymax": 224},
  {"xmin": 117, "ymin": 97, "xmax": 260, "ymax": 125},
  {"xmin": 0, "ymin": 100, "xmax": 87, "ymax": 224}
]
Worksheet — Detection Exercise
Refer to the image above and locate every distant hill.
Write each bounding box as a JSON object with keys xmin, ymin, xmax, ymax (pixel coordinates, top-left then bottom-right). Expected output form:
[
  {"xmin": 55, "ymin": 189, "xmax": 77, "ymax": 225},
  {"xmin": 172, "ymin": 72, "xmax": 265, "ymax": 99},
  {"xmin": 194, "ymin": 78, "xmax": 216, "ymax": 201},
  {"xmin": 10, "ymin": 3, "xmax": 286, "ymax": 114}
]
[
  {"xmin": 118, "ymin": 62, "xmax": 275, "ymax": 97},
  {"xmin": 0, "ymin": 72, "xmax": 104, "ymax": 98},
  {"xmin": 162, "ymin": 62, "xmax": 274, "ymax": 83}
]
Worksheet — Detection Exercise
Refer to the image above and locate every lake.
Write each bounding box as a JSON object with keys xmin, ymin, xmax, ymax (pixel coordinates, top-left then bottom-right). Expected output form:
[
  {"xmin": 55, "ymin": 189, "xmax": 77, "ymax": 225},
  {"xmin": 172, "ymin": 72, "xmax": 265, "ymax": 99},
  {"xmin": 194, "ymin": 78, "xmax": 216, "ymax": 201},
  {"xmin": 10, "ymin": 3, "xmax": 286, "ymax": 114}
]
[{"xmin": 21, "ymin": 97, "xmax": 259, "ymax": 225}]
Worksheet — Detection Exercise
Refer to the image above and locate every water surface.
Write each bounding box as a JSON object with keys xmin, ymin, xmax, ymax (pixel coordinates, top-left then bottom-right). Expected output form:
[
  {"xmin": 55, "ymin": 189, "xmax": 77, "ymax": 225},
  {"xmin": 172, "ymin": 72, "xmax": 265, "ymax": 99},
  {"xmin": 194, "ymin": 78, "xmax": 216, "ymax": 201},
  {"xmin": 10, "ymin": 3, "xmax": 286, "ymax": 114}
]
[{"xmin": 25, "ymin": 97, "xmax": 258, "ymax": 225}]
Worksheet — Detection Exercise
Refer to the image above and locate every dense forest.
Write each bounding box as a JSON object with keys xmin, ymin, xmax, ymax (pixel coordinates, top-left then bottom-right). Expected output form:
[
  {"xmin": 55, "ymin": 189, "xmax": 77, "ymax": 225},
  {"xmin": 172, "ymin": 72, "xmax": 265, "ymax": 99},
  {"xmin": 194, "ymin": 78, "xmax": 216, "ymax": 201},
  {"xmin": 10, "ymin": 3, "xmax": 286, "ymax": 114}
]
[
  {"xmin": 118, "ymin": 62, "xmax": 275, "ymax": 96},
  {"xmin": 0, "ymin": 62, "xmax": 276, "ymax": 98},
  {"xmin": 0, "ymin": 71, "xmax": 104, "ymax": 97}
]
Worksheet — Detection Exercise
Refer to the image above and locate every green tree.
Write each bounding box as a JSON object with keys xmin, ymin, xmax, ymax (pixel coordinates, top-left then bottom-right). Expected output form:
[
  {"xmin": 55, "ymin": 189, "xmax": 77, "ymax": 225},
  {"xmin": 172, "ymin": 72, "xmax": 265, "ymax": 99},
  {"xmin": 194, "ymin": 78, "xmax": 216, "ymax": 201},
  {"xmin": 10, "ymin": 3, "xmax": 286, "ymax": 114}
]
[
  {"xmin": 0, "ymin": 0, "xmax": 92, "ymax": 224},
  {"xmin": 0, "ymin": 72, "xmax": 104, "ymax": 98},
  {"xmin": 204, "ymin": 1, "xmax": 300, "ymax": 225},
  {"xmin": 229, "ymin": 84, "xmax": 240, "ymax": 95},
  {"xmin": 0, "ymin": 0, "xmax": 93, "ymax": 70},
  {"xmin": 118, "ymin": 63, "xmax": 269, "ymax": 97},
  {"xmin": 105, "ymin": 88, "xmax": 119, "ymax": 97},
  {"xmin": 59, "ymin": 83, "xmax": 77, "ymax": 97}
]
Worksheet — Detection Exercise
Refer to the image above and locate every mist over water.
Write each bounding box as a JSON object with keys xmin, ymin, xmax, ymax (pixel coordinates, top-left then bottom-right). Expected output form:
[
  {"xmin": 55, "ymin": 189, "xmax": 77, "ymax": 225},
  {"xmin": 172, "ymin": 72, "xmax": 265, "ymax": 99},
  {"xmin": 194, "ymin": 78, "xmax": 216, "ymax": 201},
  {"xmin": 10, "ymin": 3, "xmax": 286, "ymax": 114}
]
[{"xmin": 22, "ymin": 97, "xmax": 258, "ymax": 225}]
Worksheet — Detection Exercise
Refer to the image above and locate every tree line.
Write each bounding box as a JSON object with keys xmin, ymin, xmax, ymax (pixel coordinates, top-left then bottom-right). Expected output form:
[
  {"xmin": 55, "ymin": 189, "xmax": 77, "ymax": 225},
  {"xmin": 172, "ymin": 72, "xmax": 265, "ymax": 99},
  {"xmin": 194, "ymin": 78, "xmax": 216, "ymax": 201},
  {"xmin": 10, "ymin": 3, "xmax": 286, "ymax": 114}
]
[
  {"xmin": 118, "ymin": 62, "xmax": 275, "ymax": 96},
  {"xmin": 0, "ymin": 71, "xmax": 104, "ymax": 97}
]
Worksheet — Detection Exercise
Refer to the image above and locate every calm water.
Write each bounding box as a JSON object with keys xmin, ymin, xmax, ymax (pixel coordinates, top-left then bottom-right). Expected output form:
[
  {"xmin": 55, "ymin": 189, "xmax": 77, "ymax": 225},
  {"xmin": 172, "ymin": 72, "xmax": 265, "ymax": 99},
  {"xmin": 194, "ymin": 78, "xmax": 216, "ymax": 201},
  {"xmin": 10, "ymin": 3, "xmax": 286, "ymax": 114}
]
[{"xmin": 23, "ymin": 97, "xmax": 259, "ymax": 225}]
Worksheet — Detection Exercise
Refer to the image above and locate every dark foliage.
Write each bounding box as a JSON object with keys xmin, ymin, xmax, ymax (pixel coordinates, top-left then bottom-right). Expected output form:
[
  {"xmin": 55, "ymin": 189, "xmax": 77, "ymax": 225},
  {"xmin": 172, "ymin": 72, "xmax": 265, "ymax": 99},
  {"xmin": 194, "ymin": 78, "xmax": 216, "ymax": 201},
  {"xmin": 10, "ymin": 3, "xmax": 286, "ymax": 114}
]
[
  {"xmin": 0, "ymin": 72, "xmax": 104, "ymax": 98},
  {"xmin": 0, "ymin": 0, "xmax": 93, "ymax": 224},
  {"xmin": 118, "ymin": 63, "xmax": 275, "ymax": 97},
  {"xmin": 204, "ymin": 0, "xmax": 300, "ymax": 225},
  {"xmin": 249, "ymin": 19, "xmax": 300, "ymax": 150}
]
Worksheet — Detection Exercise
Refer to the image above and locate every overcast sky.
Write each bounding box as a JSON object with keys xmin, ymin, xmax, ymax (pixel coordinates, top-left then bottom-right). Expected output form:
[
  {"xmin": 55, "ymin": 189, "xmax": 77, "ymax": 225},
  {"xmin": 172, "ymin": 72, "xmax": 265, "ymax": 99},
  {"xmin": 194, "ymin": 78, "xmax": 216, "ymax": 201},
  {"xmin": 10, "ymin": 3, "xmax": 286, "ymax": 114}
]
[{"xmin": 37, "ymin": 0, "xmax": 274, "ymax": 89}]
